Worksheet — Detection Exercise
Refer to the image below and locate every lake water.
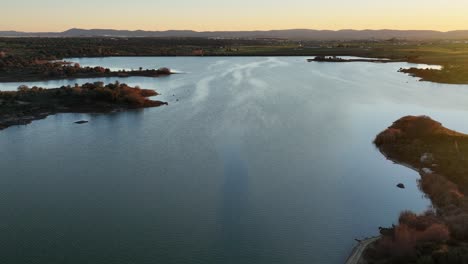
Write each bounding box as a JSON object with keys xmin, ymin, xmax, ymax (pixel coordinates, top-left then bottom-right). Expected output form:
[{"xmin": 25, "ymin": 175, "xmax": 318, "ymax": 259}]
[{"xmin": 2, "ymin": 57, "xmax": 468, "ymax": 264}]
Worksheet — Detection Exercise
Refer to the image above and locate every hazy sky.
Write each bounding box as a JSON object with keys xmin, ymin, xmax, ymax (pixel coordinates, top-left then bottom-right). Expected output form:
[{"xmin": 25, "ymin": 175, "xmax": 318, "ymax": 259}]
[{"xmin": 3, "ymin": 0, "xmax": 468, "ymax": 31}]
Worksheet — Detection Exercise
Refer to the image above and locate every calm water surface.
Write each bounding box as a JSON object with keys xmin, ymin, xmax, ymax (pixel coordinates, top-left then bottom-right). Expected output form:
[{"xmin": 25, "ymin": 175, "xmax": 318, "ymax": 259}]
[{"xmin": 2, "ymin": 57, "xmax": 468, "ymax": 264}]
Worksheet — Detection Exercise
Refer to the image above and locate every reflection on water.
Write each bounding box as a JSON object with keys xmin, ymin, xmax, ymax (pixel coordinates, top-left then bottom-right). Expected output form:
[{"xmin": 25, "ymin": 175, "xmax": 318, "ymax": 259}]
[
  {"xmin": 219, "ymin": 142, "xmax": 251, "ymax": 263},
  {"xmin": 2, "ymin": 57, "xmax": 468, "ymax": 264}
]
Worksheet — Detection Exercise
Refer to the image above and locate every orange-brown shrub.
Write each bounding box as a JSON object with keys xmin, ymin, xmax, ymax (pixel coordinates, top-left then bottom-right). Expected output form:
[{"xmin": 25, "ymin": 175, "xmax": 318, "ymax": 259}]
[
  {"xmin": 375, "ymin": 211, "xmax": 450, "ymax": 258},
  {"xmin": 419, "ymin": 174, "xmax": 464, "ymax": 208},
  {"xmin": 374, "ymin": 128, "xmax": 402, "ymax": 146}
]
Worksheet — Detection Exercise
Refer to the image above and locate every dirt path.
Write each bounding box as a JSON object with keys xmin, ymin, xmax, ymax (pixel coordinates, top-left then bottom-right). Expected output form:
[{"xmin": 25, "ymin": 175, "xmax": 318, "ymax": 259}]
[{"xmin": 344, "ymin": 236, "xmax": 380, "ymax": 264}]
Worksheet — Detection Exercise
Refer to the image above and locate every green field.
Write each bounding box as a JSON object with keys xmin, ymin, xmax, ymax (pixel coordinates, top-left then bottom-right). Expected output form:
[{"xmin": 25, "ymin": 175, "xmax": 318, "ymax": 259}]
[{"xmin": 1, "ymin": 38, "xmax": 468, "ymax": 84}]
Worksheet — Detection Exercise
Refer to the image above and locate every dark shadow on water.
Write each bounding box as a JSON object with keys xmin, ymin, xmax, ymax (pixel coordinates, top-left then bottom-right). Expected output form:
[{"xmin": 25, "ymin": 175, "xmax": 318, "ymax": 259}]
[{"xmin": 215, "ymin": 143, "xmax": 256, "ymax": 263}]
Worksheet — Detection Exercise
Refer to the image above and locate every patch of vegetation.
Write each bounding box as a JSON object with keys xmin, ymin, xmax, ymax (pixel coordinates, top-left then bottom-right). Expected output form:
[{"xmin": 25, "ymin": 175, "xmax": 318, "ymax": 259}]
[
  {"xmin": 0, "ymin": 54, "xmax": 172, "ymax": 82},
  {"xmin": 400, "ymin": 65, "xmax": 468, "ymax": 84},
  {"xmin": 366, "ymin": 116, "xmax": 468, "ymax": 263},
  {"xmin": 375, "ymin": 116, "xmax": 468, "ymax": 188},
  {"xmin": 0, "ymin": 82, "xmax": 167, "ymax": 130}
]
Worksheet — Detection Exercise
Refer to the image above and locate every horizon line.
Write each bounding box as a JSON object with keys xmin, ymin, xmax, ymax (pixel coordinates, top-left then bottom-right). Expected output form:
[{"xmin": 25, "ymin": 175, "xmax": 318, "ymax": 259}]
[{"xmin": 2, "ymin": 28, "xmax": 468, "ymax": 33}]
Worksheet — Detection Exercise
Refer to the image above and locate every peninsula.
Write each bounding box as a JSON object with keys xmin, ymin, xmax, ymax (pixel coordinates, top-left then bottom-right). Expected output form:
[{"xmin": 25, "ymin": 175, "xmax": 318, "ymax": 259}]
[
  {"xmin": 0, "ymin": 55, "xmax": 173, "ymax": 82},
  {"xmin": 0, "ymin": 82, "xmax": 167, "ymax": 130},
  {"xmin": 362, "ymin": 116, "xmax": 468, "ymax": 263}
]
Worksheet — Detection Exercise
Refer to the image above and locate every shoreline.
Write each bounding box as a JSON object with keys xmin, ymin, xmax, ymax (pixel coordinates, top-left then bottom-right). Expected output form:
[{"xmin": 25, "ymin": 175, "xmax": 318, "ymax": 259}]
[
  {"xmin": 2, "ymin": 37, "xmax": 468, "ymax": 84},
  {"xmin": 362, "ymin": 116, "xmax": 468, "ymax": 263},
  {"xmin": 345, "ymin": 236, "xmax": 380, "ymax": 264},
  {"xmin": 1, "ymin": 54, "xmax": 458, "ymax": 85},
  {"xmin": 0, "ymin": 104, "xmax": 168, "ymax": 131},
  {"xmin": 0, "ymin": 82, "xmax": 168, "ymax": 131},
  {"xmin": 0, "ymin": 69, "xmax": 174, "ymax": 83},
  {"xmin": 63, "ymin": 56, "xmax": 453, "ymax": 86},
  {"xmin": 344, "ymin": 149, "xmax": 429, "ymax": 263}
]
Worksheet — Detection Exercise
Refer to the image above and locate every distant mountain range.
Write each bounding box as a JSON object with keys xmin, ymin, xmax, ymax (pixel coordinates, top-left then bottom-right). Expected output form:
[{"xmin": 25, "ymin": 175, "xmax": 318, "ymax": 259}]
[{"xmin": 1, "ymin": 28, "xmax": 468, "ymax": 40}]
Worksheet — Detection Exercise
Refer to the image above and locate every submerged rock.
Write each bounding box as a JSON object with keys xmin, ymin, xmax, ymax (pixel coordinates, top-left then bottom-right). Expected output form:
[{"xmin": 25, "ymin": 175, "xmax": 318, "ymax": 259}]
[{"xmin": 74, "ymin": 120, "xmax": 89, "ymax": 124}]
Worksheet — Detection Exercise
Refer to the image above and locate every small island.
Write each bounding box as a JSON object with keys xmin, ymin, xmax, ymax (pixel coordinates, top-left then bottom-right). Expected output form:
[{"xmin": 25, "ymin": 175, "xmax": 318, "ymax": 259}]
[
  {"xmin": 307, "ymin": 56, "xmax": 399, "ymax": 63},
  {"xmin": 0, "ymin": 82, "xmax": 167, "ymax": 130},
  {"xmin": 360, "ymin": 116, "xmax": 468, "ymax": 263}
]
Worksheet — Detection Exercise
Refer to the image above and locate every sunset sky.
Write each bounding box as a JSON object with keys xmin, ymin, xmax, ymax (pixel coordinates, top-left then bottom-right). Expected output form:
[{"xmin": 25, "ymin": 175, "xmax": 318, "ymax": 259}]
[{"xmin": 3, "ymin": 0, "xmax": 468, "ymax": 32}]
